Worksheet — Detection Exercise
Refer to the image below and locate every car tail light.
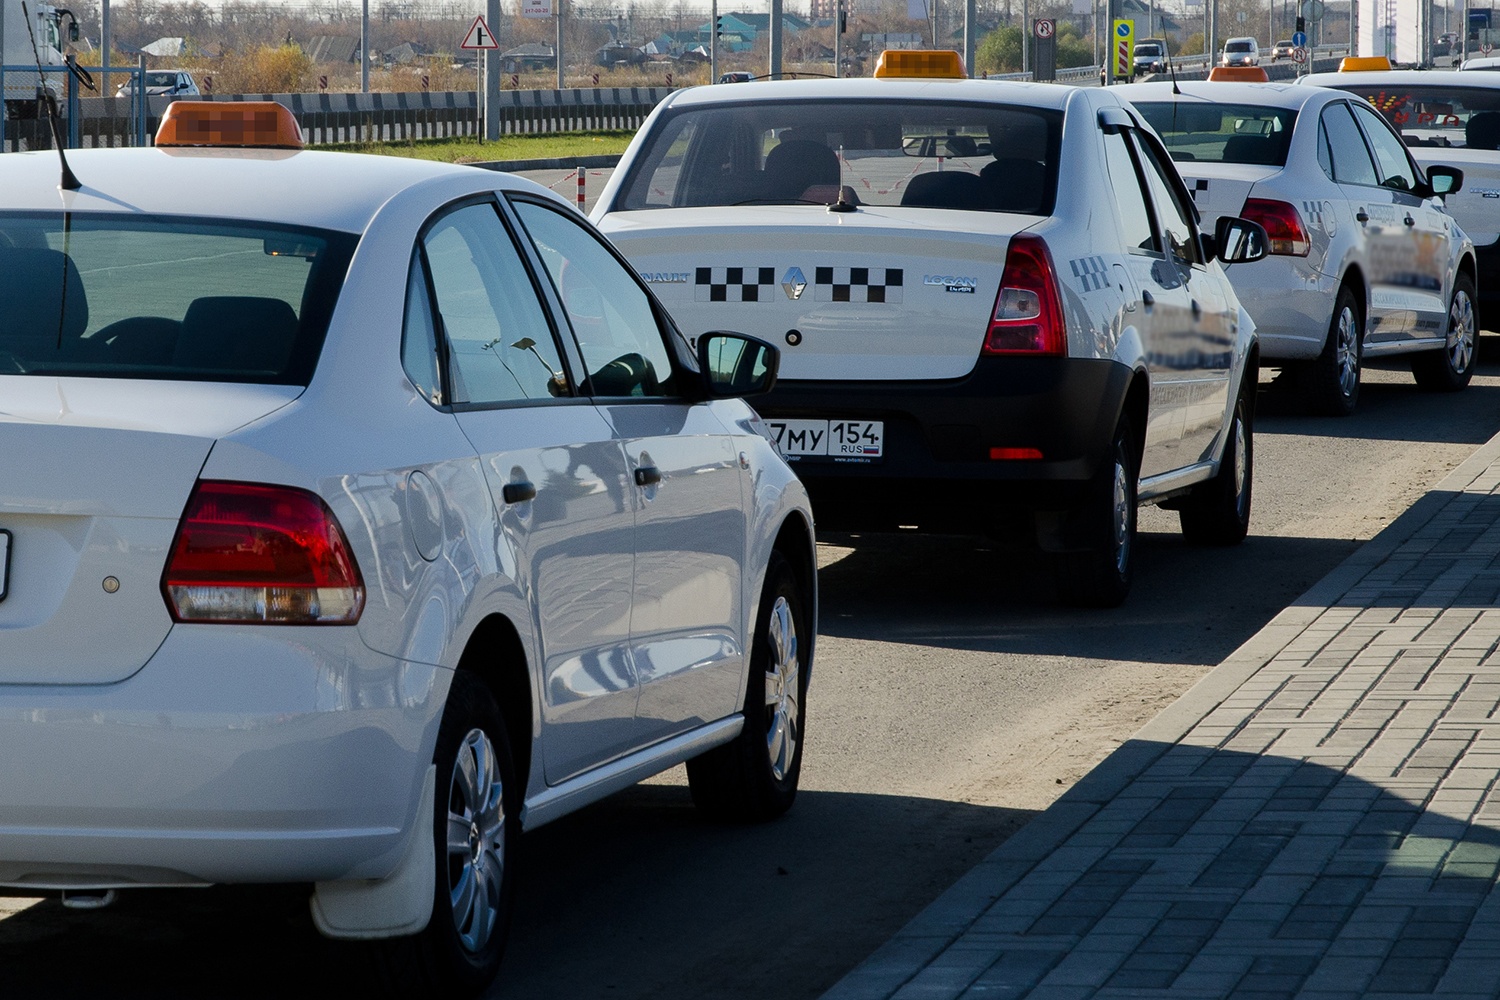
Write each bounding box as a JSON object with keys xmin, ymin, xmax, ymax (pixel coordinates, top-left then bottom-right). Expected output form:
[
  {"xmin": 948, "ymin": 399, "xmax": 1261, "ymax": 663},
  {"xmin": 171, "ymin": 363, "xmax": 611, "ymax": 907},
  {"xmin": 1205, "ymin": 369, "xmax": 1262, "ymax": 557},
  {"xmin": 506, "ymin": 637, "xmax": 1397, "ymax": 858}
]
[
  {"xmin": 162, "ymin": 481, "xmax": 365, "ymax": 624},
  {"xmin": 1238, "ymin": 198, "xmax": 1310, "ymax": 256},
  {"xmin": 983, "ymin": 234, "xmax": 1067, "ymax": 356}
]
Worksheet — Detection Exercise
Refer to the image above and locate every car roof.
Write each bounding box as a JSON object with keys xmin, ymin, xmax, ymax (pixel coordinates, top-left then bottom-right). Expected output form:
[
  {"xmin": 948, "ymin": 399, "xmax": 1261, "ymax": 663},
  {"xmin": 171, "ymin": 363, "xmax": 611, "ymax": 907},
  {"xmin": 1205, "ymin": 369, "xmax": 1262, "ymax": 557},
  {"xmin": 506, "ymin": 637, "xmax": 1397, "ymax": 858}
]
[
  {"xmin": 1301, "ymin": 68, "xmax": 1500, "ymax": 88},
  {"xmin": 656, "ymin": 76, "xmax": 1078, "ymax": 113},
  {"xmin": 0, "ymin": 147, "xmax": 522, "ymax": 233},
  {"xmin": 1111, "ymin": 79, "xmax": 1331, "ymax": 109}
]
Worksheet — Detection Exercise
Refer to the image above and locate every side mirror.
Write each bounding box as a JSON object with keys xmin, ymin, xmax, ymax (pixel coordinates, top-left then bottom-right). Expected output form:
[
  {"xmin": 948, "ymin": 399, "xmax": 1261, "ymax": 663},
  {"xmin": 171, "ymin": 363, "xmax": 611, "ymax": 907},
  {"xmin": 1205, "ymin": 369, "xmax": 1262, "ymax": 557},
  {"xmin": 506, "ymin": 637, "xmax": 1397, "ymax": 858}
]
[
  {"xmin": 1424, "ymin": 164, "xmax": 1464, "ymax": 197},
  {"xmin": 68, "ymin": 21, "xmax": 79, "ymax": 42},
  {"xmin": 1213, "ymin": 216, "xmax": 1269, "ymax": 264},
  {"xmin": 696, "ymin": 332, "xmax": 779, "ymax": 398}
]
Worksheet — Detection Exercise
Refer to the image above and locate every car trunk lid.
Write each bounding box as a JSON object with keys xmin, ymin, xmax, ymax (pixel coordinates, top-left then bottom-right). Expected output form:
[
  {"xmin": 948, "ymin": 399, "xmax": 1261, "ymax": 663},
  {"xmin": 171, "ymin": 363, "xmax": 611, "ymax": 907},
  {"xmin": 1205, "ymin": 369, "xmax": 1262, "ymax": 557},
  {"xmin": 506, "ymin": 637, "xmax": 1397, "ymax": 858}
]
[{"xmin": 0, "ymin": 378, "xmax": 302, "ymax": 684}]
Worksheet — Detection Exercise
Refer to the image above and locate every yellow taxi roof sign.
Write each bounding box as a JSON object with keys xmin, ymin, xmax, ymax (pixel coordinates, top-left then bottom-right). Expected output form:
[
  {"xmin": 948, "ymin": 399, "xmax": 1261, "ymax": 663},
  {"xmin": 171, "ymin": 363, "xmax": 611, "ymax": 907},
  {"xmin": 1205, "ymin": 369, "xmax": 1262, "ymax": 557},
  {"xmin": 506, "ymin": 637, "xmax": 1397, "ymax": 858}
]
[
  {"xmin": 874, "ymin": 49, "xmax": 966, "ymax": 79},
  {"xmin": 1340, "ymin": 55, "xmax": 1393, "ymax": 71},
  {"xmin": 1206, "ymin": 66, "xmax": 1270, "ymax": 82},
  {"xmin": 155, "ymin": 101, "xmax": 305, "ymax": 150}
]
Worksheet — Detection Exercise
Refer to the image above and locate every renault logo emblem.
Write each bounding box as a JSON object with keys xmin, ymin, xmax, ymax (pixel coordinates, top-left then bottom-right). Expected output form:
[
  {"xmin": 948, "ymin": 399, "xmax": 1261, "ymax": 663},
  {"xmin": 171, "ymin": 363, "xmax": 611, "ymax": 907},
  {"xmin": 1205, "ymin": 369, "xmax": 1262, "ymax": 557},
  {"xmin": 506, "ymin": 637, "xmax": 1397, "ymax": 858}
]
[{"xmin": 782, "ymin": 267, "xmax": 807, "ymax": 300}]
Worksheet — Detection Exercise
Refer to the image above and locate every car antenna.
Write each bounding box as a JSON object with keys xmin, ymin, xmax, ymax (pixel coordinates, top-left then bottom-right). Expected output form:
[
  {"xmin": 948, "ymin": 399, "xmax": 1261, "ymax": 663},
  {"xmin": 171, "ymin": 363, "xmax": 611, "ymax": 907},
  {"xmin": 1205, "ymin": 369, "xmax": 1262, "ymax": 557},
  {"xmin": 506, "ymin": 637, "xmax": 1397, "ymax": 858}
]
[
  {"xmin": 20, "ymin": 0, "xmax": 80, "ymax": 191},
  {"xmin": 1167, "ymin": 41, "xmax": 1182, "ymax": 95},
  {"xmin": 829, "ymin": 143, "xmax": 856, "ymax": 213}
]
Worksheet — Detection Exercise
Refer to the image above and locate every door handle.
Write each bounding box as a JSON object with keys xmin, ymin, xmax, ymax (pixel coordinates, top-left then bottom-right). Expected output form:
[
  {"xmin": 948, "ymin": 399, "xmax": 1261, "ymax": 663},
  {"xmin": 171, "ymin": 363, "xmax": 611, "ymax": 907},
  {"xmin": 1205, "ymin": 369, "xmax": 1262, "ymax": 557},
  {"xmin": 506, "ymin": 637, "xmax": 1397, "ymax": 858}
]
[
  {"xmin": 502, "ymin": 481, "xmax": 536, "ymax": 504},
  {"xmin": 1404, "ymin": 215, "xmax": 1416, "ymax": 226},
  {"xmin": 1356, "ymin": 210, "xmax": 1369, "ymax": 223},
  {"xmin": 1141, "ymin": 289, "xmax": 1155, "ymax": 308},
  {"xmin": 634, "ymin": 466, "xmax": 662, "ymax": 487}
]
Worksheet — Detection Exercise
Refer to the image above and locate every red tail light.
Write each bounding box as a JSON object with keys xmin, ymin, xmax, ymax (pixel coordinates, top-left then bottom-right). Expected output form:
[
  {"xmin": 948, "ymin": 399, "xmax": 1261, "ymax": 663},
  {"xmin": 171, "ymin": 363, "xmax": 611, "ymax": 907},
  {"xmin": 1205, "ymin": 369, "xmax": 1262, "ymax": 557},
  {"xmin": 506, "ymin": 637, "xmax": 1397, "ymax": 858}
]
[
  {"xmin": 162, "ymin": 481, "xmax": 365, "ymax": 624},
  {"xmin": 1238, "ymin": 198, "xmax": 1310, "ymax": 256},
  {"xmin": 983, "ymin": 234, "xmax": 1066, "ymax": 356}
]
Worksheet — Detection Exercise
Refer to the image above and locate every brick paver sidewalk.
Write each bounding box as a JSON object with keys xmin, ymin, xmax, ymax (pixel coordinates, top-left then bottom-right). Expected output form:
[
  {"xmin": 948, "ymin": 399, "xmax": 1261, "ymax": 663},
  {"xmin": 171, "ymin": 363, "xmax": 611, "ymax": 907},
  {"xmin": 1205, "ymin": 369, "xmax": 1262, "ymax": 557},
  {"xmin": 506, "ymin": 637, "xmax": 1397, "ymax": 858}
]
[{"xmin": 824, "ymin": 435, "xmax": 1500, "ymax": 1000}]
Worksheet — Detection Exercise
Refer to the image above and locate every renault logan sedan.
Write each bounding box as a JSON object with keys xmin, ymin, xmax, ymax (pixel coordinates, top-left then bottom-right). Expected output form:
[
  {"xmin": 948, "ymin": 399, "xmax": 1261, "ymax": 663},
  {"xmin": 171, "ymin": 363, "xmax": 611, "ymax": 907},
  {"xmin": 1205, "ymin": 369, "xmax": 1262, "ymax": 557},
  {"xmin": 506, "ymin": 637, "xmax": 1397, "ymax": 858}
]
[
  {"xmin": 593, "ymin": 51, "xmax": 1268, "ymax": 606},
  {"xmin": 1117, "ymin": 80, "xmax": 1477, "ymax": 415},
  {"xmin": 0, "ymin": 102, "xmax": 815, "ymax": 996}
]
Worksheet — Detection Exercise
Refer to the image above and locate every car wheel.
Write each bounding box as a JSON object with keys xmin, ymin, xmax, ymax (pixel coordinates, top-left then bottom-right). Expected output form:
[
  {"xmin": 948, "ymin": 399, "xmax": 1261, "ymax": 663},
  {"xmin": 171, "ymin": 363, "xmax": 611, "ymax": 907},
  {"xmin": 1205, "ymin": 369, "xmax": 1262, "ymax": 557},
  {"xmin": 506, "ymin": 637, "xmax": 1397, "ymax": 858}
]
[
  {"xmin": 686, "ymin": 550, "xmax": 807, "ymax": 822},
  {"xmin": 1178, "ymin": 387, "xmax": 1253, "ymax": 545},
  {"xmin": 382, "ymin": 672, "xmax": 518, "ymax": 998},
  {"xmin": 1304, "ymin": 285, "xmax": 1361, "ymax": 416},
  {"xmin": 1412, "ymin": 271, "xmax": 1477, "ymax": 392},
  {"xmin": 1056, "ymin": 417, "xmax": 1137, "ymax": 608}
]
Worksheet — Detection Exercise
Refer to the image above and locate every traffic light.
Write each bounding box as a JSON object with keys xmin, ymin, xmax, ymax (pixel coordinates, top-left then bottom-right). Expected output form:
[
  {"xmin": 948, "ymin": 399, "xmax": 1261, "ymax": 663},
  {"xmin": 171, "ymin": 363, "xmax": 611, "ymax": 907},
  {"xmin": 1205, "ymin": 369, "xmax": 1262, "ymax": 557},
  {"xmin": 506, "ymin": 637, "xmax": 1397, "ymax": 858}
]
[
  {"xmin": 716, "ymin": 15, "xmax": 727, "ymax": 39},
  {"xmin": 839, "ymin": 8, "xmax": 847, "ymax": 33}
]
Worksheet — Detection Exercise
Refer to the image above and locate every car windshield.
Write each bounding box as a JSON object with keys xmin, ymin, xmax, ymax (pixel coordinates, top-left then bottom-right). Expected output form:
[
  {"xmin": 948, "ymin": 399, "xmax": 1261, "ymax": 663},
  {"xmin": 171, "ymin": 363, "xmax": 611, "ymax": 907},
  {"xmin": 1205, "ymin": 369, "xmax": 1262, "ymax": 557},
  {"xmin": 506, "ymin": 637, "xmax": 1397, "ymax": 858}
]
[
  {"xmin": 146, "ymin": 72, "xmax": 179, "ymax": 87},
  {"xmin": 1323, "ymin": 83, "xmax": 1500, "ymax": 147},
  {"xmin": 1135, "ymin": 44, "xmax": 1162, "ymax": 55},
  {"xmin": 0, "ymin": 212, "xmax": 357, "ymax": 383},
  {"xmin": 1134, "ymin": 102, "xmax": 1297, "ymax": 165},
  {"xmin": 614, "ymin": 98, "xmax": 1063, "ymax": 214},
  {"xmin": 1227, "ymin": 41, "xmax": 1254, "ymax": 52}
]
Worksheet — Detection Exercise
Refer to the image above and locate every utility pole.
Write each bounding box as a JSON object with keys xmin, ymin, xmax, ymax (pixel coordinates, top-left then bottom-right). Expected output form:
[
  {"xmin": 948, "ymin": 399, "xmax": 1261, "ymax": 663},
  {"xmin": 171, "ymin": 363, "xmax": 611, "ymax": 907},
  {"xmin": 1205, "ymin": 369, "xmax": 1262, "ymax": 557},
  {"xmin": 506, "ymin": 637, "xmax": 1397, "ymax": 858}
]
[
  {"xmin": 555, "ymin": 0, "xmax": 563, "ymax": 89},
  {"xmin": 485, "ymin": 0, "xmax": 500, "ymax": 139},
  {"xmin": 361, "ymin": 0, "xmax": 369, "ymax": 91},
  {"xmin": 769, "ymin": 0, "xmax": 782, "ymax": 78},
  {"xmin": 834, "ymin": 2, "xmax": 842, "ymax": 77},
  {"xmin": 710, "ymin": 0, "xmax": 717, "ymax": 82},
  {"xmin": 964, "ymin": 0, "xmax": 975, "ymax": 74}
]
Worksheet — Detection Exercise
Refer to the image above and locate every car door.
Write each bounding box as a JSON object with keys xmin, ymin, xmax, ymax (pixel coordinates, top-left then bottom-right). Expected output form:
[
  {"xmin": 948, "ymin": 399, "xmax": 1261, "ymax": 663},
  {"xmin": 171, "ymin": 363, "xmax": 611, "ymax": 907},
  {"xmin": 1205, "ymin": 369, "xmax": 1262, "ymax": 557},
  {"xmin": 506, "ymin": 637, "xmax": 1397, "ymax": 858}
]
[
  {"xmin": 1350, "ymin": 101, "xmax": 1453, "ymax": 342},
  {"xmin": 509, "ymin": 197, "xmax": 749, "ymax": 747},
  {"xmin": 1320, "ymin": 101, "xmax": 1411, "ymax": 342},
  {"xmin": 1100, "ymin": 124, "xmax": 1193, "ymax": 478},
  {"xmin": 409, "ymin": 198, "xmax": 642, "ymax": 785},
  {"xmin": 1132, "ymin": 130, "xmax": 1234, "ymax": 467}
]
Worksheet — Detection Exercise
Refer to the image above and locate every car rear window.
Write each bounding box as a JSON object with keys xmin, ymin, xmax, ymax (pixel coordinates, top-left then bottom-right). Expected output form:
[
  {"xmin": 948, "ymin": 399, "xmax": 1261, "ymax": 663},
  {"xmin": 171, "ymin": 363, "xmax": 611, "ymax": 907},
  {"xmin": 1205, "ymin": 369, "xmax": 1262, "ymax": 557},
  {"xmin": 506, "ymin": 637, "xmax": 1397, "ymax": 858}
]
[
  {"xmin": 0, "ymin": 212, "xmax": 357, "ymax": 384},
  {"xmin": 1321, "ymin": 84, "xmax": 1500, "ymax": 148},
  {"xmin": 1134, "ymin": 102, "xmax": 1297, "ymax": 166},
  {"xmin": 613, "ymin": 98, "xmax": 1063, "ymax": 215}
]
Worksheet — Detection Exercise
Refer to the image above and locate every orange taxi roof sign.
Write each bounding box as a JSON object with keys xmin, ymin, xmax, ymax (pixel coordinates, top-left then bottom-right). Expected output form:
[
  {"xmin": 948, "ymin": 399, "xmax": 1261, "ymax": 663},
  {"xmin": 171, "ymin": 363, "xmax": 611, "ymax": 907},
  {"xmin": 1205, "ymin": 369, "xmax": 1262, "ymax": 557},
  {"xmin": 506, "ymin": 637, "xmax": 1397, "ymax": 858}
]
[
  {"xmin": 874, "ymin": 49, "xmax": 966, "ymax": 79},
  {"xmin": 1206, "ymin": 66, "xmax": 1270, "ymax": 82},
  {"xmin": 1339, "ymin": 55, "xmax": 1393, "ymax": 71},
  {"xmin": 155, "ymin": 101, "xmax": 305, "ymax": 149}
]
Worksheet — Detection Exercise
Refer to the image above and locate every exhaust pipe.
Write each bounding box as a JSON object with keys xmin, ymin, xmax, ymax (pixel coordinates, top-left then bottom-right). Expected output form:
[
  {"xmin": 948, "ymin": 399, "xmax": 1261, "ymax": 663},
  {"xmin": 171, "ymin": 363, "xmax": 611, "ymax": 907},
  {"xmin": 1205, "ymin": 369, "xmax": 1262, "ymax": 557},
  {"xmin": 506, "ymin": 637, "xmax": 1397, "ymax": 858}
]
[{"xmin": 60, "ymin": 889, "xmax": 117, "ymax": 911}]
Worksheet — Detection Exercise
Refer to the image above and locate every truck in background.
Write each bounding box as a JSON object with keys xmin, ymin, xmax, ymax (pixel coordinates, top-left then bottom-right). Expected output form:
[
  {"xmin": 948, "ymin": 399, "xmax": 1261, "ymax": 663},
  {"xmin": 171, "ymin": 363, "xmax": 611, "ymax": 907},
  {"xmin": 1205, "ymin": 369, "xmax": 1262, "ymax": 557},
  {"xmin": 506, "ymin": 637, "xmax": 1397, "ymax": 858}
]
[{"xmin": 2, "ymin": 2, "xmax": 73, "ymax": 118}]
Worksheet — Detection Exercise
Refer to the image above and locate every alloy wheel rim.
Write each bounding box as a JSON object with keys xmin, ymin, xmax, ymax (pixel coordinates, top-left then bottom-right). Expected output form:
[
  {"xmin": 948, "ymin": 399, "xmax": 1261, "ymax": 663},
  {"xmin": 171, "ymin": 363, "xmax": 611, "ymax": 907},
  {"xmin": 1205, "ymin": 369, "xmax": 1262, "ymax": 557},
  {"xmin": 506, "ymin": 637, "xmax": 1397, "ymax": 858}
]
[
  {"xmin": 447, "ymin": 727, "xmax": 506, "ymax": 954},
  {"xmin": 1449, "ymin": 289, "xmax": 1476, "ymax": 374},
  {"xmin": 1233, "ymin": 411, "xmax": 1249, "ymax": 519},
  {"xmin": 1336, "ymin": 305, "xmax": 1358, "ymax": 398},
  {"xmin": 763, "ymin": 596, "xmax": 800, "ymax": 782},
  {"xmin": 1112, "ymin": 452, "xmax": 1132, "ymax": 576}
]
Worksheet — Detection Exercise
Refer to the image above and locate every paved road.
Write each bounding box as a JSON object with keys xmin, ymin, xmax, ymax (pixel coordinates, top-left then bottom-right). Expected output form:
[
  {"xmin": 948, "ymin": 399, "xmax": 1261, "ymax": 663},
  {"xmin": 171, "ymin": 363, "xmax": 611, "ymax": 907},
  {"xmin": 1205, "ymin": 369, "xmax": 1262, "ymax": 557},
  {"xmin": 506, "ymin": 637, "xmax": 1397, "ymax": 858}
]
[{"xmin": 5, "ymin": 350, "xmax": 1500, "ymax": 999}]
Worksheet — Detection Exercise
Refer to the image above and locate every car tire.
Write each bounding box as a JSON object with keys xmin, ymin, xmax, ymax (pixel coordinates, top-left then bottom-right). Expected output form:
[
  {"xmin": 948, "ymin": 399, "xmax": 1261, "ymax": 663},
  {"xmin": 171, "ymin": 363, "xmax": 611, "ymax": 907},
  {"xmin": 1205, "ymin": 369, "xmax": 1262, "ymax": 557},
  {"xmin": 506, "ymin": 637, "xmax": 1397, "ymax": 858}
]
[
  {"xmin": 380, "ymin": 671, "xmax": 518, "ymax": 998},
  {"xmin": 1412, "ymin": 271, "xmax": 1477, "ymax": 392},
  {"xmin": 1304, "ymin": 285, "xmax": 1361, "ymax": 416},
  {"xmin": 1056, "ymin": 417, "xmax": 1137, "ymax": 608},
  {"xmin": 1178, "ymin": 387, "xmax": 1253, "ymax": 546},
  {"xmin": 686, "ymin": 551, "xmax": 807, "ymax": 822}
]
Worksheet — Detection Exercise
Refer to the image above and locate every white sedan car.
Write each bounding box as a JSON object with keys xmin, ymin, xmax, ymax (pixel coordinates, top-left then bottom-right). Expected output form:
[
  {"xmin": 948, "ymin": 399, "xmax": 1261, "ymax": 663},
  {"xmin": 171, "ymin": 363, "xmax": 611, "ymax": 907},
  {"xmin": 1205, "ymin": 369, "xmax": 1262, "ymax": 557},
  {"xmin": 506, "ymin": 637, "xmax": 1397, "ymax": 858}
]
[
  {"xmin": 1117, "ymin": 80, "xmax": 1477, "ymax": 415},
  {"xmin": 594, "ymin": 52, "xmax": 1268, "ymax": 607},
  {"xmin": 0, "ymin": 102, "xmax": 815, "ymax": 995}
]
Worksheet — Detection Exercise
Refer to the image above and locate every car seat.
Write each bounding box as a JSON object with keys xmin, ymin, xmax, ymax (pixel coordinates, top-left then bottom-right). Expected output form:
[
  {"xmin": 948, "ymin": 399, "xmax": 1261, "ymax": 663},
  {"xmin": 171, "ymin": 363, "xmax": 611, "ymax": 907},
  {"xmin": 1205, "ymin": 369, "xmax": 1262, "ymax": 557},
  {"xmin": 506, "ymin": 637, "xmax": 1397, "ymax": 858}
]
[
  {"xmin": 1466, "ymin": 111, "xmax": 1500, "ymax": 150},
  {"xmin": 0, "ymin": 247, "xmax": 88, "ymax": 362},
  {"xmin": 981, "ymin": 158, "xmax": 1047, "ymax": 213},
  {"xmin": 174, "ymin": 295, "xmax": 300, "ymax": 374},
  {"xmin": 901, "ymin": 171, "xmax": 990, "ymax": 209},
  {"xmin": 762, "ymin": 140, "xmax": 839, "ymax": 201}
]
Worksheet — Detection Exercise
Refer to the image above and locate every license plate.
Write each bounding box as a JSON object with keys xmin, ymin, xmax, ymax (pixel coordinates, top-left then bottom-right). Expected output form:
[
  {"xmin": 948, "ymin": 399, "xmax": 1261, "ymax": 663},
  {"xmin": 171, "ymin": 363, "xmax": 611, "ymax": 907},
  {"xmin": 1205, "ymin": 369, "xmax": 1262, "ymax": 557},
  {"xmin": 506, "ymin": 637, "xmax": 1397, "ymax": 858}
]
[
  {"xmin": 0, "ymin": 529, "xmax": 9, "ymax": 602},
  {"xmin": 768, "ymin": 419, "xmax": 884, "ymax": 462}
]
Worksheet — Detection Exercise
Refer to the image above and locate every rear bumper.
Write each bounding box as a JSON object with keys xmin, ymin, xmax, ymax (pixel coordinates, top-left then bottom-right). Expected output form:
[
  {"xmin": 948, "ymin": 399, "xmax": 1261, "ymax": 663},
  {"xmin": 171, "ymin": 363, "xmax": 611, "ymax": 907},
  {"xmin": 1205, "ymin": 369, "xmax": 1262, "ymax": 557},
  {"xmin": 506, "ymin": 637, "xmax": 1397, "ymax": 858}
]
[
  {"xmin": 0, "ymin": 627, "xmax": 446, "ymax": 889},
  {"xmin": 755, "ymin": 356, "xmax": 1132, "ymax": 536}
]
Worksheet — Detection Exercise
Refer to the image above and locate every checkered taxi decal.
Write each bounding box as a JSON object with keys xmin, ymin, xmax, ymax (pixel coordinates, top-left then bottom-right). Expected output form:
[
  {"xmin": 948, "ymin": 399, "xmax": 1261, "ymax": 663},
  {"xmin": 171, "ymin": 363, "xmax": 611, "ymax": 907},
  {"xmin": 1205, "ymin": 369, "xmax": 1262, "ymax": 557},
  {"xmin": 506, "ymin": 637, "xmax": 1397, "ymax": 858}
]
[
  {"xmin": 695, "ymin": 267, "xmax": 776, "ymax": 302},
  {"xmin": 813, "ymin": 267, "xmax": 904, "ymax": 304}
]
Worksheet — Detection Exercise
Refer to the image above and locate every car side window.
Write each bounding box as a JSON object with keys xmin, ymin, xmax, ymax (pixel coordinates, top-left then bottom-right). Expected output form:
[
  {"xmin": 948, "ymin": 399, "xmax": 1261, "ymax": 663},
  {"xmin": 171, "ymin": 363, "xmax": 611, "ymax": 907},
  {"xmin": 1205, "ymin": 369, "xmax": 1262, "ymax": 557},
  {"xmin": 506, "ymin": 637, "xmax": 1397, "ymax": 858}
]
[
  {"xmin": 1321, "ymin": 103, "xmax": 1380, "ymax": 187},
  {"xmin": 511, "ymin": 199, "xmax": 678, "ymax": 399},
  {"xmin": 419, "ymin": 201, "xmax": 570, "ymax": 406},
  {"xmin": 1101, "ymin": 129, "xmax": 1159, "ymax": 255},
  {"xmin": 1133, "ymin": 132, "xmax": 1203, "ymax": 266},
  {"xmin": 1317, "ymin": 118, "xmax": 1335, "ymax": 179},
  {"xmin": 1352, "ymin": 103, "xmax": 1419, "ymax": 192},
  {"xmin": 401, "ymin": 248, "xmax": 443, "ymax": 405}
]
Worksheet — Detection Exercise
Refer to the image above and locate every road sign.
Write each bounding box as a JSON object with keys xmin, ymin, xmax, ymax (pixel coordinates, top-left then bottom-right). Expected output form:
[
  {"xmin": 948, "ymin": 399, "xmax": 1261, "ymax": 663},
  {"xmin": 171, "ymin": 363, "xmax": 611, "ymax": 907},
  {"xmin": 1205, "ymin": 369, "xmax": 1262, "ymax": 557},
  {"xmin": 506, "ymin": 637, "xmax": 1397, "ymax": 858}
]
[
  {"xmin": 1035, "ymin": 18, "xmax": 1055, "ymax": 38},
  {"xmin": 1305, "ymin": 0, "xmax": 1325, "ymax": 20},
  {"xmin": 521, "ymin": 0, "xmax": 553, "ymax": 17},
  {"xmin": 461, "ymin": 14, "xmax": 500, "ymax": 49},
  {"xmin": 1113, "ymin": 19, "xmax": 1134, "ymax": 78},
  {"xmin": 1293, "ymin": 45, "xmax": 1307, "ymax": 62},
  {"xmin": 1487, "ymin": 41, "xmax": 1496, "ymax": 54},
  {"xmin": 1292, "ymin": 30, "xmax": 1307, "ymax": 47}
]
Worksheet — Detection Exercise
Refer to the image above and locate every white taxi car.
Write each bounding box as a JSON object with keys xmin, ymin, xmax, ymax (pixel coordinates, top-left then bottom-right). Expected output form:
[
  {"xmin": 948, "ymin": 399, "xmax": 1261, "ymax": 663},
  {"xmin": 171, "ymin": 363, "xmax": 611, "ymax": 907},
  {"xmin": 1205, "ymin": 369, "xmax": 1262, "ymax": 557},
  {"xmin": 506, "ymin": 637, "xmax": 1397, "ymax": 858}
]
[
  {"xmin": 1117, "ymin": 80, "xmax": 1477, "ymax": 415},
  {"xmin": 1302, "ymin": 66, "xmax": 1500, "ymax": 332},
  {"xmin": 593, "ymin": 51, "xmax": 1268, "ymax": 607},
  {"xmin": 0, "ymin": 103, "xmax": 815, "ymax": 995}
]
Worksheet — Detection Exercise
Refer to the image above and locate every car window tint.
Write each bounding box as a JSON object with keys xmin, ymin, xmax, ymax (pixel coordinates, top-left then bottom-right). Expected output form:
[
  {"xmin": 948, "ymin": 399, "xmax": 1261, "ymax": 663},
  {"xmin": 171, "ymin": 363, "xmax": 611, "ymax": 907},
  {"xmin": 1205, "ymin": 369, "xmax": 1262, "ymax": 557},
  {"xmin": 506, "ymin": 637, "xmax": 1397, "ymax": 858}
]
[
  {"xmin": 1133, "ymin": 103, "xmax": 1296, "ymax": 166},
  {"xmin": 1102, "ymin": 129, "xmax": 1159, "ymax": 254},
  {"xmin": 511, "ymin": 200, "xmax": 677, "ymax": 398},
  {"xmin": 1317, "ymin": 118, "xmax": 1334, "ymax": 179},
  {"xmin": 0, "ymin": 212, "xmax": 354, "ymax": 385},
  {"xmin": 421, "ymin": 201, "xmax": 569, "ymax": 406},
  {"xmin": 613, "ymin": 98, "xmax": 1062, "ymax": 215},
  {"xmin": 1133, "ymin": 133, "xmax": 1203, "ymax": 265},
  {"xmin": 1323, "ymin": 83, "xmax": 1500, "ymax": 149},
  {"xmin": 1352, "ymin": 103, "xmax": 1419, "ymax": 192},
  {"xmin": 1321, "ymin": 103, "xmax": 1380, "ymax": 186},
  {"xmin": 401, "ymin": 248, "xmax": 442, "ymax": 405}
]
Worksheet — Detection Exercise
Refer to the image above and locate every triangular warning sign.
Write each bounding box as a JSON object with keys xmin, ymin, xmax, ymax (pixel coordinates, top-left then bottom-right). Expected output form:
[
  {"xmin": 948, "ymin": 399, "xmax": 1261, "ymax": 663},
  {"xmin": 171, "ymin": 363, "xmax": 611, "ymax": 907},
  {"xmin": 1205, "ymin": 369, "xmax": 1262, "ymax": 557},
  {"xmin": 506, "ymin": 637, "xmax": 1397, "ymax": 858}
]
[{"xmin": 461, "ymin": 15, "xmax": 500, "ymax": 49}]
